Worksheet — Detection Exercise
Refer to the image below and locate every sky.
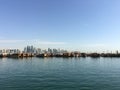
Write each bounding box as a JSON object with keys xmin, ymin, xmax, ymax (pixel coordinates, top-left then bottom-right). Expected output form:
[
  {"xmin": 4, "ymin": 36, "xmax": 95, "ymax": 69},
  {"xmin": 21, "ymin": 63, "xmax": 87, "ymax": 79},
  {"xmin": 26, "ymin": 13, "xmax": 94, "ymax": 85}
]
[{"xmin": 0, "ymin": 0, "xmax": 120, "ymax": 52}]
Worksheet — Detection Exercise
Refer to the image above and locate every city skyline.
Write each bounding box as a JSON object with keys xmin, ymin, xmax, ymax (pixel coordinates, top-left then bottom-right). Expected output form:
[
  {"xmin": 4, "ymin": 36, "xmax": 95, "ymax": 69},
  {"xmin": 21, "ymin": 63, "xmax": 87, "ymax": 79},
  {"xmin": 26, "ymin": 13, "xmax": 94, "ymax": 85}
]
[
  {"xmin": 0, "ymin": 45, "xmax": 119, "ymax": 54},
  {"xmin": 0, "ymin": 45, "xmax": 120, "ymax": 58},
  {"xmin": 0, "ymin": 0, "xmax": 120, "ymax": 52}
]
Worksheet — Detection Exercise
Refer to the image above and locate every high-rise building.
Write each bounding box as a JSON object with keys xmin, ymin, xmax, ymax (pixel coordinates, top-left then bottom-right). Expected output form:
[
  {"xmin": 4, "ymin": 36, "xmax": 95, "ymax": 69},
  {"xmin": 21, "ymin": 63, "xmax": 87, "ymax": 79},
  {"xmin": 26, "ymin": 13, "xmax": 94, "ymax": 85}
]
[
  {"xmin": 36, "ymin": 48, "xmax": 41, "ymax": 54},
  {"xmin": 24, "ymin": 45, "xmax": 36, "ymax": 54},
  {"xmin": 48, "ymin": 48, "xmax": 52, "ymax": 53},
  {"xmin": 116, "ymin": 50, "xmax": 119, "ymax": 54}
]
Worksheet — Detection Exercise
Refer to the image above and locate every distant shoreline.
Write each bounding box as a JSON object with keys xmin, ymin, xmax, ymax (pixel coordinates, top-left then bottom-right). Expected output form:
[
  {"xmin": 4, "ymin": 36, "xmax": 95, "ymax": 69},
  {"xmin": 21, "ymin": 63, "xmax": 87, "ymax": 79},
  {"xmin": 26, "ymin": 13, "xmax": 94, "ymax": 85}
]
[{"xmin": 0, "ymin": 52, "xmax": 120, "ymax": 58}]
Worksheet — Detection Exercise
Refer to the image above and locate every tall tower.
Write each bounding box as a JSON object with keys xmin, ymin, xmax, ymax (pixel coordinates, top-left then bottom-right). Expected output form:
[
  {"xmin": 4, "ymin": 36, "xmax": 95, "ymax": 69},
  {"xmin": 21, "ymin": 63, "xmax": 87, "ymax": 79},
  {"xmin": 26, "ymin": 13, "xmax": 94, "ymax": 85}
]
[{"xmin": 116, "ymin": 50, "xmax": 119, "ymax": 54}]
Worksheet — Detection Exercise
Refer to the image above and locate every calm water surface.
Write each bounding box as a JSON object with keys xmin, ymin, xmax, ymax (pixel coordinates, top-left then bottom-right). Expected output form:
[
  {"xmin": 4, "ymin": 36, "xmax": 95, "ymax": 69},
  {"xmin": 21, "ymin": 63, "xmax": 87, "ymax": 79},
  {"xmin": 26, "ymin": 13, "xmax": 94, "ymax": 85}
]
[{"xmin": 0, "ymin": 57, "xmax": 120, "ymax": 90}]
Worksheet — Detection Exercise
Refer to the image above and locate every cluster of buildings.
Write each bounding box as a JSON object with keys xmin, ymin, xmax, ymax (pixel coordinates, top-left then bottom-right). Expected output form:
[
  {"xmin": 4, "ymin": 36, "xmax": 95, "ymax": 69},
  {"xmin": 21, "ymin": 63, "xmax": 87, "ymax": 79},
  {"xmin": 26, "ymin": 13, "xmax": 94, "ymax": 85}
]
[
  {"xmin": 23, "ymin": 46, "xmax": 68, "ymax": 55},
  {"xmin": 0, "ymin": 49, "xmax": 21, "ymax": 55},
  {"xmin": 0, "ymin": 46, "xmax": 68, "ymax": 55},
  {"xmin": 0, "ymin": 45, "xmax": 72, "ymax": 58},
  {"xmin": 0, "ymin": 45, "xmax": 120, "ymax": 58}
]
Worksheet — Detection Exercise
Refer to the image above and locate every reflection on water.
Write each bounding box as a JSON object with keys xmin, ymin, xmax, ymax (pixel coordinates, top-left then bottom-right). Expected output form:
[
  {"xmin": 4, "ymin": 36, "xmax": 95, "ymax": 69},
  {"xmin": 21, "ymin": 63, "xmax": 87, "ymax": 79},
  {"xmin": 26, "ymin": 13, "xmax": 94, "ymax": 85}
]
[{"xmin": 0, "ymin": 57, "xmax": 120, "ymax": 90}]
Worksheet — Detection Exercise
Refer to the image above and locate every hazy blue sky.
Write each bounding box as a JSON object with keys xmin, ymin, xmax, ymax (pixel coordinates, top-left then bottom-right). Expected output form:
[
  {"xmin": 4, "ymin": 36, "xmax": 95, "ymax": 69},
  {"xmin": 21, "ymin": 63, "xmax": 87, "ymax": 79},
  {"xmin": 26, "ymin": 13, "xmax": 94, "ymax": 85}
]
[{"xmin": 0, "ymin": 0, "xmax": 120, "ymax": 52}]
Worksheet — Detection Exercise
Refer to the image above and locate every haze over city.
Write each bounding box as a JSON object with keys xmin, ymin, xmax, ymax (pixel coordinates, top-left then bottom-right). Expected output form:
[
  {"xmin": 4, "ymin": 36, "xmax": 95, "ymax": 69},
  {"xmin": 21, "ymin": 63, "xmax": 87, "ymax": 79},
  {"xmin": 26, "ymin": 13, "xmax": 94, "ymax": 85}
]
[{"xmin": 0, "ymin": 0, "xmax": 120, "ymax": 52}]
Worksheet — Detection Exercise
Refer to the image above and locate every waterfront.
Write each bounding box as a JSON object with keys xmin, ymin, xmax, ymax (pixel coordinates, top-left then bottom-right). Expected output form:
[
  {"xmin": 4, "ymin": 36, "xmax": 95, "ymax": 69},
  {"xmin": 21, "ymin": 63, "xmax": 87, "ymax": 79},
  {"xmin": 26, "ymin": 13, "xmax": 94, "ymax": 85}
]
[
  {"xmin": 1, "ymin": 46, "xmax": 120, "ymax": 58},
  {"xmin": 0, "ymin": 57, "xmax": 120, "ymax": 90}
]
